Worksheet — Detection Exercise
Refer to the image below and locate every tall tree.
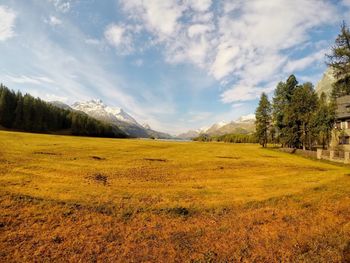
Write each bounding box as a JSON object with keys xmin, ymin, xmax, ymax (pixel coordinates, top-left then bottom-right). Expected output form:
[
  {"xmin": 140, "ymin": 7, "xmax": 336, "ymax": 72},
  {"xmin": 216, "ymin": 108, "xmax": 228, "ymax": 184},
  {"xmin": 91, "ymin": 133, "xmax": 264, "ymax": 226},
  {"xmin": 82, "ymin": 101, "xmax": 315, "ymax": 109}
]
[
  {"xmin": 13, "ymin": 92, "xmax": 24, "ymax": 129},
  {"xmin": 288, "ymin": 83, "xmax": 318, "ymax": 150},
  {"xmin": 0, "ymin": 87, "xmax": 16, "ymax": 127},
  {"xmin": 255, "ymin": 93, "xmax": 272, "ymax": 148},
  {"xmin": 272, "ymin": 75, "xmax": 298, "ymax": 147},
  {"xmin": 326, "ymin": 21, "xmax": 350, "ymax": 97},
  {"xmin": 312, "ymin": 93, "xmax": 336, "ymax": 149}
]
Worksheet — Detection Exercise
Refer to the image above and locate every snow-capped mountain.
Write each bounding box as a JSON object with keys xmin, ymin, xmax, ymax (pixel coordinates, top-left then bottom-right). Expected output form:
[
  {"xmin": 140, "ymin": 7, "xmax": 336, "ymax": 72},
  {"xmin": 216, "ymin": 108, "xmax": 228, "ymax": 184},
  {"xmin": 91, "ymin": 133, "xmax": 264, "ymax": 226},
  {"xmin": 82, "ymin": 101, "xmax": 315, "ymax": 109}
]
[
  {"xmin": 49, "ymin": 99, "xmax": 171, "ymax": 139},
  {"xmin": 142, "ymin": 123, "xmax": 151, "ymax": 130},
  {"xmin": 236, "ymin": 114, "xmax": 255, "ymax": 123},
  {"xmin": 72, "ymin": 99, "xmax": 138, "ymax": 125},
  {"xmin": 177, "ymin": 114, "xmax": 255, "ymax": 139},
  {"xmin": 206, "ymin": 121, "xmax": 228, "ymax": 134}
]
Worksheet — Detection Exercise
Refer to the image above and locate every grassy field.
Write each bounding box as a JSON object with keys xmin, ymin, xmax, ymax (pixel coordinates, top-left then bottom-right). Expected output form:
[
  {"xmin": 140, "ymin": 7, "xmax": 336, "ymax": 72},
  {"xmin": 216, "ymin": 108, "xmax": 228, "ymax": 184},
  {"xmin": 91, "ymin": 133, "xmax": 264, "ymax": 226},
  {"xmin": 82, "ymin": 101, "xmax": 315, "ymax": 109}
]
[{"xmin": 1, "ymin": 130, "xmax": 350, "ymax": 262}]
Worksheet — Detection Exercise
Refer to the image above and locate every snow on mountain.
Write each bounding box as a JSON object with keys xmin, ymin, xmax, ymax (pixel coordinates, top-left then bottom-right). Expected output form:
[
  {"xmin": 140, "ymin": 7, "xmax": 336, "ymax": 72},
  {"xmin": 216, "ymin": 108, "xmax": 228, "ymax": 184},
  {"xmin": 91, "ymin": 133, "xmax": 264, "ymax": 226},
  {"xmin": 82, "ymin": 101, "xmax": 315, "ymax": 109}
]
[
  {"xmin": 177, "ymin": 114, "xmax": 255, "ymax": 139},
  {"xmin": 70, "ymin": 99, "xmax": 172, "ymax": 139},
  {"xmin": 236, "ymin": 114, "xmax": 255, "ymax": 123},
  {"xmin": 72, "ymin": 99, "xmax": 138, "ymax": 125},
  {"xmin": 206, "ymin": 121, "xmax": 228, "ymax": 134},
  {"xmin": 142, "ymin": 123, "xmax": 151, "ymax": 130}
]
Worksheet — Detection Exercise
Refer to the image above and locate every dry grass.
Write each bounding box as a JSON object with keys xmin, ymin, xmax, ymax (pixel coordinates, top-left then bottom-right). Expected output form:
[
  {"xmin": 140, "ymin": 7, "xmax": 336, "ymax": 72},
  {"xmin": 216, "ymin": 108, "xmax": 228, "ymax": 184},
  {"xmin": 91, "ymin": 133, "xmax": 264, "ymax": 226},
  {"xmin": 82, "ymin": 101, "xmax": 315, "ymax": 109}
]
[{"xmin": 0, "ymin": 130, "xmax": 350, "ymax": 262}]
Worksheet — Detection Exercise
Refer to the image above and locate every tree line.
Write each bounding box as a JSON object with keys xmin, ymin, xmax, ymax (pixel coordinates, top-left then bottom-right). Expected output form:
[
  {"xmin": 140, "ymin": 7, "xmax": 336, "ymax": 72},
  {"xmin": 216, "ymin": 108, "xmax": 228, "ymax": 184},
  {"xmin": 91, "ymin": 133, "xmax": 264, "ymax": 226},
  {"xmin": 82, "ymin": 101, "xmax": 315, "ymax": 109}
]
[
  {"xmin": 255, "ymin": 22, "xmax": 350, "ymax": 149},
  {"xmin": 0, "ymin": 84, "xmax": 127, "ymax": 138},
  {"xmin": 194, "ymin": 133, "xmax": 257, "ymax": 143},
  {"xmin": 255, "ymin": 77, "xmax": 335, "ymax": 149}
]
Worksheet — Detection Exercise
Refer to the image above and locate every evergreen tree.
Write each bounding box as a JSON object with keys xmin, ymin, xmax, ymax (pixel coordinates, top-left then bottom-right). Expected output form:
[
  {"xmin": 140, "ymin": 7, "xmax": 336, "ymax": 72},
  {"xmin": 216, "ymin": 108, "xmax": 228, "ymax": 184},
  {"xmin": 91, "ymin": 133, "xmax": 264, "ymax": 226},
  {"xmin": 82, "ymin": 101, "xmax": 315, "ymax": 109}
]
[
  {"xmin": 312, "ymin": 93, "xmax": 336, "ymax": 149},
  {"xmin": 272, "ymin": 81, "xmax": 287, "ymax": 135},
  {"xmin": 272, "ymin": 75, "xmax": 298, "ymax": 147},
  {"xmin": 13, "ymin": 92, "xmax": 24, "ymax": 129},
  {"xmin": 0, "ymin": 84, "xmax": 127, "ymax": 138},
  {"xmin": 255, "ymin": 93, "xmax": 272, "ymax": 148},
  {"xmin": 326, "ymin": 21, "xmax": 350, "ymax": 97},
  {"xmin": 0, "ymin": 88, "xmax": 16, "ymax": 127},
  {"xmin": 288, "ymin": 83, "xmax": 318, "ymax": 150}
]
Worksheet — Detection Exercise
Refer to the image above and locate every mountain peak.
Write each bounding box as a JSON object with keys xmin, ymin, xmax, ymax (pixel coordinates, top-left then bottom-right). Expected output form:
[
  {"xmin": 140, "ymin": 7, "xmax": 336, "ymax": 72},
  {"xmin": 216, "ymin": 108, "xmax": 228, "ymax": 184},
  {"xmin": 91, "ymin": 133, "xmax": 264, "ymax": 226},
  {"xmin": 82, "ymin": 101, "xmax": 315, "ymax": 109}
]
[
  {"xmin": 72, "ymin": 99, "xmax": 138, "ymax": 125},
  {"xmin": 90, "ymin": 99, "xmax": 103, "ymax": 104},
  {"xmin": 236, "ymin": 114, "xmax": 255, "ymax": 123},
  {"xmin": 142, "ymin": 123, "xmax": 151, "ymax": 129}
]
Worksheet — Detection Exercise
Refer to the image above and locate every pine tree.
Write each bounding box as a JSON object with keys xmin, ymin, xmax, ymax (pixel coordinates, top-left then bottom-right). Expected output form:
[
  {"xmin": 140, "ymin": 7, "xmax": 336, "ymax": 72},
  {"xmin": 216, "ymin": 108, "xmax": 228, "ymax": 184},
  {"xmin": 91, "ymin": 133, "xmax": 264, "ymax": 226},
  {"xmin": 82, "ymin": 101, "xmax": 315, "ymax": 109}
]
[
  {"xmin": 272, "ymin": 75, "xmax": 298, "ymax": 147},
  {"xmin": 288, "ymin": 83, "xmax": 318, "ymax": 150},
  {"xmin": 312, "ymin": 93, "xmax": 336, "ymax": 149},
  {"xmin": 0, "ymin": 87, "xmax": 16, "ymax": 127},
  {"xmin": 13, "ymin": 92, "xmax": 24, "ymax": 129},
  {"xmin": 327, "ymin": 21, "xmax": 350, "ymax": 97},
  {"xmin": 255, "ymin": 93, "xmax": 272, "ymax": 148}
]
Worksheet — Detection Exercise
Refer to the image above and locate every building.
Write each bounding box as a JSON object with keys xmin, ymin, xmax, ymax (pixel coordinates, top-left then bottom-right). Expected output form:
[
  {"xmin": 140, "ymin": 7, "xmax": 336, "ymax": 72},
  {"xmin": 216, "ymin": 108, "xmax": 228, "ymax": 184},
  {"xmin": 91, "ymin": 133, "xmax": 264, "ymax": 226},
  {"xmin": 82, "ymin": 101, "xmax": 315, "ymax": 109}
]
[{"xmin": 331, "ymin": 95, "xmax": 350, "ymax": 151}]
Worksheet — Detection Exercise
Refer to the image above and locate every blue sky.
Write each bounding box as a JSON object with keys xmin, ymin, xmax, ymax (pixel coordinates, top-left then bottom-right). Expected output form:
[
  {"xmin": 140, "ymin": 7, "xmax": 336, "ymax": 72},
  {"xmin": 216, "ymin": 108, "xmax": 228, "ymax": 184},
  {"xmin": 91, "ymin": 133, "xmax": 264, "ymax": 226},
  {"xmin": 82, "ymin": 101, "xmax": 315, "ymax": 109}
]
[{"xmin": 0, "ymin": 0, "xmax": 349, "ymax": 134}]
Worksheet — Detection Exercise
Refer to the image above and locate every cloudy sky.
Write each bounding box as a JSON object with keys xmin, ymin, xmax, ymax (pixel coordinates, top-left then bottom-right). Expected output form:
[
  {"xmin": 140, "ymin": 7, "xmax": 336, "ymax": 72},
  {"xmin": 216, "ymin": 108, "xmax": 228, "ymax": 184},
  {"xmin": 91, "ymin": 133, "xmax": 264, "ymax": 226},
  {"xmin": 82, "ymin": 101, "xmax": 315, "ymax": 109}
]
[{"xmin": 0, "ymin": 0, "xmax": 349, "ymax": 134}]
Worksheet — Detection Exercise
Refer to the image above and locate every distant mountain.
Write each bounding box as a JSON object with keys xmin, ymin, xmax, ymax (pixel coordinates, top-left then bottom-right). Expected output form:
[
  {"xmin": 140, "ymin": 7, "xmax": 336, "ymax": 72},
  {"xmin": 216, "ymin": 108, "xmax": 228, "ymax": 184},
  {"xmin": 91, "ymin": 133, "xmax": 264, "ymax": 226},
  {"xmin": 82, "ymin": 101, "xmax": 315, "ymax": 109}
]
[
  {"xmin": 315, "ymin": 67, "xmax": 335, "ymax": 98},
  {"xmin": 49, "ymin": 101, "xmax": 72, "ymax": 111},
  {"xmin": 206, "ymin": 121, "xmax": 228, "ymax": 134},
  {"xmin": 177, "ymin": 130, "xmax": 202, "ymax": 139},
  {"xmin": 177, "ymin": 114, "xmax": 255, "ymax": 139},
  {"xmin": 70, "ymin": 99, "xmax": 172, "ymax": 139}
]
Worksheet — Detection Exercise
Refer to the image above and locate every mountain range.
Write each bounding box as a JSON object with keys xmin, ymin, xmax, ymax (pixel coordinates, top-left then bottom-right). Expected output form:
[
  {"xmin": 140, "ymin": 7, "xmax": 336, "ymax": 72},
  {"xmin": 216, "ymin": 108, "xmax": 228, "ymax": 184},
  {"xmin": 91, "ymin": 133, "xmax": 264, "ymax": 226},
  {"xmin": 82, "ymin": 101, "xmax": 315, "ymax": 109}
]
[
  {"xmin": 50, "ymin": 100, "xmax": 172, "ymax": 139},
  {"xmin": 177, "ymin": 114, "xmax": 256, "ymax": 139},
  {"xmin": 48, "ymin": 68, "xmax": 333, "ymax": 140}
]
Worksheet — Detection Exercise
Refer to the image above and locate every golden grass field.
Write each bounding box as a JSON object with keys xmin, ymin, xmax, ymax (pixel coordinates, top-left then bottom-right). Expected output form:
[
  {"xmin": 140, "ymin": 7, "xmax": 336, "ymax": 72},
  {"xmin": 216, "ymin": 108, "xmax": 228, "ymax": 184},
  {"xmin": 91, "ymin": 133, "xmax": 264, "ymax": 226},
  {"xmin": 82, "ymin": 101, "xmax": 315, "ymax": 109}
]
[{"xmin": 1, "ymin": 130, "xmax": 350, "ymax": 262}]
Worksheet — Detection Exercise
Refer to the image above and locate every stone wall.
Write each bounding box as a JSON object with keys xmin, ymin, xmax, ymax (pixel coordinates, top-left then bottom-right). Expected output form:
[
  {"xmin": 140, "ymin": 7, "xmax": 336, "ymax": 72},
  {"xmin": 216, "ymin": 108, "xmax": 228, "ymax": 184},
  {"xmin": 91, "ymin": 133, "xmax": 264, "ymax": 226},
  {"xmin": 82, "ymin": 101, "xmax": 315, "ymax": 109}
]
[
  {"xmin": 317, "ymin": 149, "xmax": 350, "ymax": 164},
  {"xmin": 279, "ymin": 148, "xmax": 317, "ymax": 159}
]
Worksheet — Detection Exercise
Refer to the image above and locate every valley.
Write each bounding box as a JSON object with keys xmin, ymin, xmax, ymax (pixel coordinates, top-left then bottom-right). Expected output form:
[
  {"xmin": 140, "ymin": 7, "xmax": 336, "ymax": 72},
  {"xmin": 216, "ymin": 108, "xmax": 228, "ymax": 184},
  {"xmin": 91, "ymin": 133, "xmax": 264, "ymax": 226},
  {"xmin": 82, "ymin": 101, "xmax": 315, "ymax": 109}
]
[{"xmin": 1, "ymin": 131, "xmax": 349, "ymax": 262}]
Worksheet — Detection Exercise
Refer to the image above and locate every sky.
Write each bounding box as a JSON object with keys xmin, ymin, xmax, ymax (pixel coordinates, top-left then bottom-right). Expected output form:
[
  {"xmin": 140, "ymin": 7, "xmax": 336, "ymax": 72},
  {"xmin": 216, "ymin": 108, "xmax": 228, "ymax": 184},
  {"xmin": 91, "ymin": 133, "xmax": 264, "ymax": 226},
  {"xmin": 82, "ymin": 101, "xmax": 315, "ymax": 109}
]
[{"xmin": 0, "ymin": 0, "xmax": 349, "ymax": 135}]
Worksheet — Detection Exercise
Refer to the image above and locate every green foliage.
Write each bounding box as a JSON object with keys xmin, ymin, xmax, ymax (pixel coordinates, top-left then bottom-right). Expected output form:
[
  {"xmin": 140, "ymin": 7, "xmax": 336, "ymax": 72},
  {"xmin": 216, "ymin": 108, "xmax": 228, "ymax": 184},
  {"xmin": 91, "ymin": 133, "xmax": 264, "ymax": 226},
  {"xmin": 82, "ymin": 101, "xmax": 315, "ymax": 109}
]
[
  {"xmin": 327, "ymin": 21, "xmax": 350, "ymax": 97},
  {"xmin": 255, "ymin": 93, "xmax": 271, "ymax": 147},
  {"xmin": 269, "ymin": 75, "xmax": 335, "ymax": 150},
  {"xmin": 311, "ymin": 93, "xmax": 336, "ymax": 149},
  {"xmin": 193, "ymin": 133, "xmax": 257, "ymax": 143},
  {"xmin": 287, "ymin": 82, "xmax": 318, "ymax": 150},
  {"xmin": 0, "ymin": 84, "xmax": 127, "ymax": 138}
]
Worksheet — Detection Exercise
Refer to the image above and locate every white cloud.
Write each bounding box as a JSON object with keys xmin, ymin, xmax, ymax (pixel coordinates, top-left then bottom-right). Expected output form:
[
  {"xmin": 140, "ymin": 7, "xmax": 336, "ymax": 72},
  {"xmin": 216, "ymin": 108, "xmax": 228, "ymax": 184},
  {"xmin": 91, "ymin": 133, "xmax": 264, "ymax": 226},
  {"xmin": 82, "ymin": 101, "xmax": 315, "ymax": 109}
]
[
  {"xmin": 121, "ymin": 0, "xmax": 184, "ymax": 37},
  {"xmin": 187, "ymin": 24, "xmax": 213, "ymax": 38},
  {"xmin": 85, "ymin": 38, "xmax": 100, "ymax": 45},
  {"xmin": 5, "ymin": 75, "xmax": 55, "ymax": 85},
  {"xmin": 284, "ymin": 49, "xmax": 326, "ymax": 73},
  {"xmin": 221, "ymin": 81, "xmax": 275, "ymax": 103},
  {"xmin": 342, "ymin": 0, "xmax": 350, "ymax": 7},
  {"xmin": 187, "ymin": 0, "xmax": 212, "ymax": 12},
  {"xmin": 187, "ymin": 111, "xmax": 213, "ymax": 122},
  {"xmin": 0, "ymin": 6, "xmax": 16, "ymax": 41},
  {"xmin": 231, "ymin": 103, "xmax": 244, "ymax": 109},
  {"xmin": 104, "ymin": 24, "xmax": 133, "ymax": 54},
  {"xmin": 49, "ymin": 0, "xmax": 71, "ymax": 13},
  {"xmin": 117, "ymin": 0, "xmax": 338, "ymax": 104},
  {"xmin": 45, "ymin": 16, "xmax": 62, "ymax": 26},
  {"xmin": 133, "ymin": 59, "xmax": 143, "ymax": 66}
]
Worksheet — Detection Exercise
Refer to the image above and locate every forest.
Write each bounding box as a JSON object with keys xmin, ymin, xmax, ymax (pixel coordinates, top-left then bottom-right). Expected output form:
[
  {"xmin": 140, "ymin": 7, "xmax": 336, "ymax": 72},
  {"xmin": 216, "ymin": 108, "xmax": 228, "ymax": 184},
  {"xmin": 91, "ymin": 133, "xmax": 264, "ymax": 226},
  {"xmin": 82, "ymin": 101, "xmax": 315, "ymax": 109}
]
[
  {"xmin": 255, "ymin": 22, "xmax": 350, "ymax": 149},
  {"xmin": 0, "ymin": 84, "xmax": 127, "ymax": 138}
]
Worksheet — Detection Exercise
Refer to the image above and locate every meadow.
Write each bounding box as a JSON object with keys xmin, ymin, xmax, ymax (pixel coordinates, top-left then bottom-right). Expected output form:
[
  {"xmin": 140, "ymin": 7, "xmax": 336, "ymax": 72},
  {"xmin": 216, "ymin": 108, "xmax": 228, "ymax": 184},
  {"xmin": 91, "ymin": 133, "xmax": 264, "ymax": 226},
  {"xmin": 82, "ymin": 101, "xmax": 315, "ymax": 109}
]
[{"xmin": 0, "ymin": 130, "xmax": 350, "ymax": 262}]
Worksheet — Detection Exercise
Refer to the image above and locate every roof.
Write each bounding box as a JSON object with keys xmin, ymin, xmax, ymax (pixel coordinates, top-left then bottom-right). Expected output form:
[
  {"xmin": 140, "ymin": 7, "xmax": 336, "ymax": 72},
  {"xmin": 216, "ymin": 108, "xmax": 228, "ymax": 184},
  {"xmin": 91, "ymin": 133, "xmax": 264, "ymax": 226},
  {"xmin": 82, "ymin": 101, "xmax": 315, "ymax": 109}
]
[{"xmin": 336, "ymin": 95, "xmax": 350, "ymax": 120}]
